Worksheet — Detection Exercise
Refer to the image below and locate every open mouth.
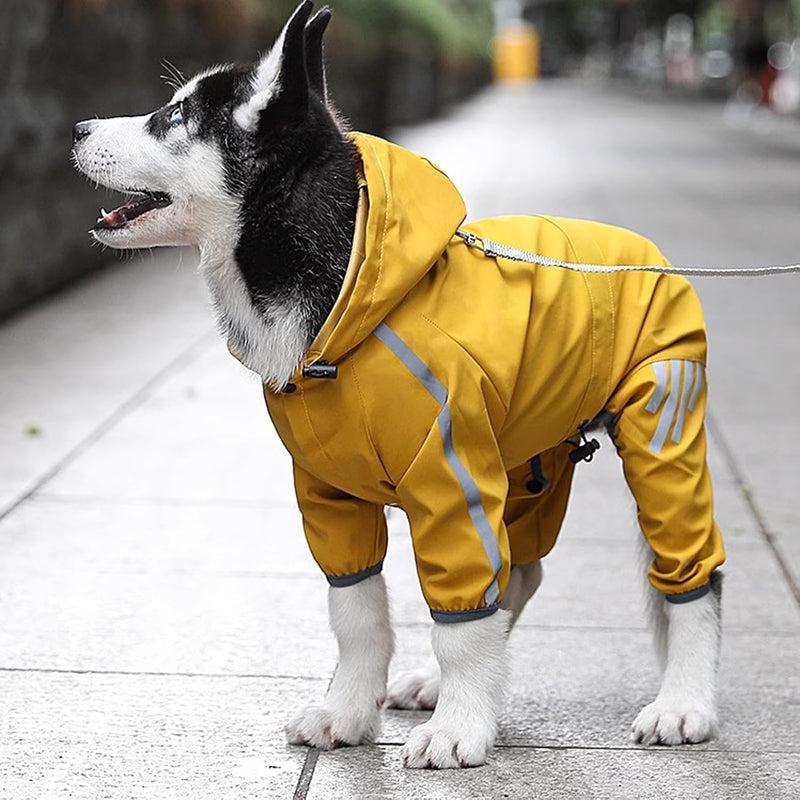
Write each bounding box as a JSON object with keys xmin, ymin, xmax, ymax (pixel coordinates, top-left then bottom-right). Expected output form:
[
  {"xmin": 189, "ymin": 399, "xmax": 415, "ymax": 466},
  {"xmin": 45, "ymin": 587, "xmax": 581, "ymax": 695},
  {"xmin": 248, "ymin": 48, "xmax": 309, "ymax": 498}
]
[{"xmin": 94, "ymin": 189, "xmax": 173, "ymax": 231}]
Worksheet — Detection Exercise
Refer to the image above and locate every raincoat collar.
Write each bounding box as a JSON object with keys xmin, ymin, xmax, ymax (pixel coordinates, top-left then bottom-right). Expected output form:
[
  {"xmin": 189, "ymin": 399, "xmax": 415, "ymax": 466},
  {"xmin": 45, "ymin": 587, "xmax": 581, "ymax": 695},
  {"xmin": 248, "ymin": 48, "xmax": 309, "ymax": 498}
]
[{"xmin": 300, "ymin": 132, "xmax": 468, "ymax": 375}]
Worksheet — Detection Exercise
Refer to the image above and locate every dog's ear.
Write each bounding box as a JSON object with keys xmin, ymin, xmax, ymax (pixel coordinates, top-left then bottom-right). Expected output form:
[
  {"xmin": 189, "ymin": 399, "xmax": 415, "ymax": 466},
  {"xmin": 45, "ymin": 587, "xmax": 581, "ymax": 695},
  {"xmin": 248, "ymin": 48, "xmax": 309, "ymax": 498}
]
[
  {"xmin": 304, "ymin": 7, "xmax": 332, "ymax": 103},
  {"xmin": 234, "ymin": 0, "xmax": 315, "ymax": 133}
]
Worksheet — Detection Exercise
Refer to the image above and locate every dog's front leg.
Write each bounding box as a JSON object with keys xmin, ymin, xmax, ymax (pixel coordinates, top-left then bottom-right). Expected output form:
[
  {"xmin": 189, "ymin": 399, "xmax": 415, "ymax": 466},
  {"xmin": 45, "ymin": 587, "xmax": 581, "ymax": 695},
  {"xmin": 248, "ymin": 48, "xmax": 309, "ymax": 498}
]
[
  {"xmin": 286, "ymin": 573, "xmax": 394, "ymax": 749},
  {"xmin": 402, "ymin": 609, "xmax": 511, "ymax": 768},
  {"xmin": 632, "ymin": 579, "xmax": 722, "ymax": 745},
  {"xmin": 386, "ymin": 561, "xmax": 541, "ymax": 711}
]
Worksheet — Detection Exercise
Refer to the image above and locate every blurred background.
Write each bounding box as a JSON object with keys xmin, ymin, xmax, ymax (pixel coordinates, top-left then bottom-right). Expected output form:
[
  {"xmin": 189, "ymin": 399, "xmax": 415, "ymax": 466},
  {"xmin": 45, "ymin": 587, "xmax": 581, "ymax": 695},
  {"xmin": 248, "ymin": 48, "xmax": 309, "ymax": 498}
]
[{"xmin": 1, "ymin": 0, "xmax": 799, "ymax": 318}]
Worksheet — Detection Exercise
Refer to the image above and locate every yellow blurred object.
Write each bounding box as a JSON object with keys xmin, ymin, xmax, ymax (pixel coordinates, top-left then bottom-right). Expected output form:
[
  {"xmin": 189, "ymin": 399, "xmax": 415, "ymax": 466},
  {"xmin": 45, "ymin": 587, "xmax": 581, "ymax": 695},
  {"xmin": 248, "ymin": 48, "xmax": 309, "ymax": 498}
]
[{"xmin": 493, "ymin": 23, "xmax": 540, "ymax": 82}]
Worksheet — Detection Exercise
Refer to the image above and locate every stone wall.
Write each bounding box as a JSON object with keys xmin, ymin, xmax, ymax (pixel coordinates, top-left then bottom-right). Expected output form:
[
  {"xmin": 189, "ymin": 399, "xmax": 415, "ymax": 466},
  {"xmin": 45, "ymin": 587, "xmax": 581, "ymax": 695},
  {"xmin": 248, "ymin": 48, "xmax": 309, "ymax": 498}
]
[{"xmin": 0, "ymin": 0, "xmax": 489, "ymax": 320}]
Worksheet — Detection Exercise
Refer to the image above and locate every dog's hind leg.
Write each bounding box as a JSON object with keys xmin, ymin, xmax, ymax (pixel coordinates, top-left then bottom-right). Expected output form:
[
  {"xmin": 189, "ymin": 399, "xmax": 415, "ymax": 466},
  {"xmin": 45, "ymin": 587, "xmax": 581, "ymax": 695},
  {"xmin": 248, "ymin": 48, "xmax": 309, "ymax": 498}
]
[
  {"xmin": 384, "ymin": 655, "xmax": 440, "ymax": 712},
  {"xmin": 385, "ymin": 560, "xmax": 542, "ymax": 711},
  {"xmin": 605, "ymin": 359, "xmax": 726, "ymax": 745},
  {"xmin": 285, "ymin": 573, "xmax": 394, "ymax": 749},
  {"xmin": 632, "ymin": 572, "xmax": 722, "ymax": 745},
  {"xmin": 500, "ymin": 559, "xmax": 543, "ymax": 625}
]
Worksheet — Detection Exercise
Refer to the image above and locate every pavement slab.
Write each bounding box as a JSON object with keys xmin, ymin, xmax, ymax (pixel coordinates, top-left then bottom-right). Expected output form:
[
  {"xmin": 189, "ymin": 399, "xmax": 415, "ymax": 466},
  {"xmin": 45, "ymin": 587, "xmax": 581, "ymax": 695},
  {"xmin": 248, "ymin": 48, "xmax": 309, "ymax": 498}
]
[
  {"xmin": 39, "ymin": 345, "xmax": 296, "ymax": 507},
  {"xmin": 307, "ymin": 746, "xmax": 800, "ymax": 800},
  {"xmin": 0, "ymin": 672, "xmax": 322, "ymax": 800},
  {"xmin": 382, "ymin": 628, "xmax": 800, "ymax": 754},
  {"xmin": 0, "ymin": 250, "xmax": 212, "ymax": 518}
]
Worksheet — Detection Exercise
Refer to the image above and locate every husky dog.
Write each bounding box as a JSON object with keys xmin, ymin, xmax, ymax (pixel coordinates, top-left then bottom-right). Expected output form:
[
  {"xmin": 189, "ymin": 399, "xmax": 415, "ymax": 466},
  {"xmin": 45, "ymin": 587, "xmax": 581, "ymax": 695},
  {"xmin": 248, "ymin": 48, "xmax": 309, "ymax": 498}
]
[{"xmin": 73, "ymin": 1, "xmax": 723, "ymax": 769}]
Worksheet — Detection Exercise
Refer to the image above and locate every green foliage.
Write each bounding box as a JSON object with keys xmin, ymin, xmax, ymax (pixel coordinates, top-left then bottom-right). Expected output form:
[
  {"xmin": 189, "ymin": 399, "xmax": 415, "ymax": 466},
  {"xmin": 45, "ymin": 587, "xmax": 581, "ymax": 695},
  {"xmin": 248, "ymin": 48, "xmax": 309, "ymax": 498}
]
[
  {"xmin": 254, "ymin": 0, "xmax": 493, "ymax": 60},
  {"xmin": 696, "ymin": 1, "xmax": 731, "ymax": 42}
]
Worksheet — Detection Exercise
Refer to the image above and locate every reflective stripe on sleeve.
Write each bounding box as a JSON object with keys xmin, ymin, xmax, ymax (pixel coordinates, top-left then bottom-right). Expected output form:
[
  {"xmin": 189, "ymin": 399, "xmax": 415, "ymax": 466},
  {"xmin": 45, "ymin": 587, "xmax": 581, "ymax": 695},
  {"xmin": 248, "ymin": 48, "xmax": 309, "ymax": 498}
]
[
  {"xmin": 373, "ymin": 322, "xmax": 502, "ymax": 608},
  {"xmin": 646, "ymin": 360, "xmax": 704, "ymax": 455},
  {"xmin": 670, "ymin": 361, "xmax": 696, "ymax": 445}
]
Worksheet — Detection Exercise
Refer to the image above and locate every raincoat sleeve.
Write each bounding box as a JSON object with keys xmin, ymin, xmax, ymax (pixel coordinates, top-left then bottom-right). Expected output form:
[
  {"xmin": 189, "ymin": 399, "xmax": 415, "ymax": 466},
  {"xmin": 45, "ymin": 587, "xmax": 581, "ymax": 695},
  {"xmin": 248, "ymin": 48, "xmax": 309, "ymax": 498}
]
[
  {"xmin": 292, "ymin": 461, "xmax": 388, "ymax": 586},
  {"xmin": 393, "ymin": 400, "xmax": 511, "ymax": 623}
]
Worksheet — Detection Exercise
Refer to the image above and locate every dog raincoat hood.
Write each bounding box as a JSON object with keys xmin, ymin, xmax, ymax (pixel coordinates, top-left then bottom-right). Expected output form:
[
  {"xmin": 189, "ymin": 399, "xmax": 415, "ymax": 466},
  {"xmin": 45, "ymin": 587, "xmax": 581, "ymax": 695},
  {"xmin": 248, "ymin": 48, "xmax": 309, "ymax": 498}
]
[
  {"xmin": 302, "ymin": 133, "xmax": 468, "ymax": 367},
  {"xmin": 261, "ymin": 133, "xmax": 724, "ymax": 622}
]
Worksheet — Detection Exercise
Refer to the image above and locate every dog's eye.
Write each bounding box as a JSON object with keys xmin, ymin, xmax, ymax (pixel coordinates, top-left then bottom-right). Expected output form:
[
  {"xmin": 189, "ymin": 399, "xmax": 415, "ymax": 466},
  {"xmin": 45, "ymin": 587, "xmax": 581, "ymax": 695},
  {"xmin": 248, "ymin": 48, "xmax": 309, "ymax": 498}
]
[{"xmin": 169, "ymin": 103, "xmax": 184, "ymax": 125}]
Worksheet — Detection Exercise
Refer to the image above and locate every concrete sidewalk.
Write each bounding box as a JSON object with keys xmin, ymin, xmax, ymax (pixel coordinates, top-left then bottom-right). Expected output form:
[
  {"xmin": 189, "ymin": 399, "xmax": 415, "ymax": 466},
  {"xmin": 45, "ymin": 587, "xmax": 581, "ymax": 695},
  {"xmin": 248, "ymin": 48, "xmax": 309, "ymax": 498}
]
[{"xmin": 1, "ymin": 82, "xmax": 798, "ymax": 799}]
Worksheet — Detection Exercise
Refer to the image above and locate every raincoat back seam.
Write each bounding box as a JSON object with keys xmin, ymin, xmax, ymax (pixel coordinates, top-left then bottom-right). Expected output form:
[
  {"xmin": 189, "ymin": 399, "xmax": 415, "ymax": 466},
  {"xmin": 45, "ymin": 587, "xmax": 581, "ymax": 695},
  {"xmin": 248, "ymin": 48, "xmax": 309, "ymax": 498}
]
[
  {"xmin": 592, "ymin": 236, "xmax": 617, "ymax": 402},
  {"xmin": 536, "ymin": 216, "xmax": 599, "ymax": 438}
]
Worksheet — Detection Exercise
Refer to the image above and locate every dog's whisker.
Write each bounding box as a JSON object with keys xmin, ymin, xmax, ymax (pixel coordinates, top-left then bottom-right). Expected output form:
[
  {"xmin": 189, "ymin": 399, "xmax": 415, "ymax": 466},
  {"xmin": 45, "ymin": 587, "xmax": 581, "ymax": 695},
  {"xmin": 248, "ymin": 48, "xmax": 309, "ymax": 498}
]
[{"xmin": 162, "ymin": 58, "xmax": 186, "ymax": 87}]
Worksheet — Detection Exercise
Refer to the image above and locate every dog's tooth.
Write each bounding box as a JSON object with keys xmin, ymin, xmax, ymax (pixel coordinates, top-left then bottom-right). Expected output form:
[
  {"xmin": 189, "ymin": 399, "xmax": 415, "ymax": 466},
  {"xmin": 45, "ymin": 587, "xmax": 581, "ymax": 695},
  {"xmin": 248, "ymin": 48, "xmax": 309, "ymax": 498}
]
[{"xmin": 101, "ymin": 208, "xmax": 108, "ymax": 217}]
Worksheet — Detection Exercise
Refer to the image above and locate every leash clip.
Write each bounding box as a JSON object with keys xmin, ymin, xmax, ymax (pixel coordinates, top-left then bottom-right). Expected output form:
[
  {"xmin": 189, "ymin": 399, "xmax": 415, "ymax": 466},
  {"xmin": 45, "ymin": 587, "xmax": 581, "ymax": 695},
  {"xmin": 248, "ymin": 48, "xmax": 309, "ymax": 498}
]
[{"xmin": 457, "ymin": 229, "xmax": 483, "ymax": 251}]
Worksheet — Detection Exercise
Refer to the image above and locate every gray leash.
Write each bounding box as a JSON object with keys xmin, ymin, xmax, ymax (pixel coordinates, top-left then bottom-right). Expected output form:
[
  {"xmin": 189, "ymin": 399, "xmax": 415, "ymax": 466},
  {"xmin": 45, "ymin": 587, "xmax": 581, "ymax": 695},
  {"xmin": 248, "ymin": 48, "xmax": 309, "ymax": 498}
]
[{"xmin": 456, "ymin": 230, "xmax": 800, "ymax": 277}]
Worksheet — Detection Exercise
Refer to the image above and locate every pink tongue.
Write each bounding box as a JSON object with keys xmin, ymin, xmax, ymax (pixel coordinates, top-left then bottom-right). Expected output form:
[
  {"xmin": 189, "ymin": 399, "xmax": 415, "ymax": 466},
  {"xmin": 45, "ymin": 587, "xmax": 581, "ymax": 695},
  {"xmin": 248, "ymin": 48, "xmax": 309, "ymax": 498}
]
[{"xmin": 103, "ymin": 209, "xmax": 127, "ymax": 228}]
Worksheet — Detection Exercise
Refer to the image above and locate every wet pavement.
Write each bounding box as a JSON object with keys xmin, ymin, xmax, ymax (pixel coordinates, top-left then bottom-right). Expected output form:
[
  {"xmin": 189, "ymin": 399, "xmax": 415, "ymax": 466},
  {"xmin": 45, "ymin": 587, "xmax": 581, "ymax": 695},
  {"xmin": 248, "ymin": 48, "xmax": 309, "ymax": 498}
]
[{"xmin": 1, "ymin": 80, "xmax": 798, "ymax": 799}]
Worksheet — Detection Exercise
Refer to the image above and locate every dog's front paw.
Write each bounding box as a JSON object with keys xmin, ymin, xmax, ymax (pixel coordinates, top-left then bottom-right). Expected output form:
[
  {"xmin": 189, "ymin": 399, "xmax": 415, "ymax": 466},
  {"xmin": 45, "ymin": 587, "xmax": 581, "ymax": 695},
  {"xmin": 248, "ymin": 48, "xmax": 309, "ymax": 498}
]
[
  {"xmin": 632, "ymin": 697, "xmax": 716, "ymax": 745},
  {"xmin": 286, "ymin": 702, "xmax": 381, "ymax": 750},
  {"xmin": 385, "ymin": 665, "xmax": 440, "ymax": 710},
  {"xmin": 402, "ymin": 719, "xmax": 493, "ymax": 768}
]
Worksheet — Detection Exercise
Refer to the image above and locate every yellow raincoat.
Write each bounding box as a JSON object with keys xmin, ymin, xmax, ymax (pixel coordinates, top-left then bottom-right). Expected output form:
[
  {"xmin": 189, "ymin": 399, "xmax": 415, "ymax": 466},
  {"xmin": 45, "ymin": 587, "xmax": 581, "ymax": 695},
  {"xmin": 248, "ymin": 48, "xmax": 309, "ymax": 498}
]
[{"xmin": 261, "ymin": 133, "xmax": 725, "ymax": 622}]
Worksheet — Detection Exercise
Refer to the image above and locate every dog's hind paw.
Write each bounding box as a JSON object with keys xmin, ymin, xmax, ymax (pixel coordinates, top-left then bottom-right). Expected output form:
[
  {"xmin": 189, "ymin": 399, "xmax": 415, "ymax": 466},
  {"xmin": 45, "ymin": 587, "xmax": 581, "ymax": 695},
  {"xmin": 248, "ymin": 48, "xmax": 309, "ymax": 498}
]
[
  {"xmin": 402, "ymin": 720, "xmax": 493, "ymax": 768},
  {"xmin": 385, "ymin": 664, "xmax": 440, "ymax": 710},
  {"xmin": 632, "ymin": 697, "xmax": 716, "ymax": 745},
  {"xmin": 285, "ymin": 703, "xmax": 380, "ymax": 750}
]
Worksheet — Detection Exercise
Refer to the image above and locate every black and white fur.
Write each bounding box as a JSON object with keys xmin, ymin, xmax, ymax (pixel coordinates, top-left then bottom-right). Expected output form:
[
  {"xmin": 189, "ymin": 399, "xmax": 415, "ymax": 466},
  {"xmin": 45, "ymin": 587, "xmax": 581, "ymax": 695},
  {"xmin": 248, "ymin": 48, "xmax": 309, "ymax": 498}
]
[{"xmin": 72, "ymin": 1, "xmax": 723, "ymax": 768}]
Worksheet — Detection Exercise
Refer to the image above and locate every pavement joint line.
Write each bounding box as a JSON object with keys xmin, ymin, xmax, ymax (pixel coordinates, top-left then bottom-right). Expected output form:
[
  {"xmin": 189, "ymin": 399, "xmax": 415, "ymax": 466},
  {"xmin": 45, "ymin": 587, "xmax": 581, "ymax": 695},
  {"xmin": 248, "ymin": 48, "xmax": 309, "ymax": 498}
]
[
  {"xmin": 510, "ymin": 623, "xmax": 799, "ymax": 635},
  {"xmin": 372, "ymin": 741, "xmax": 797, "ymax": 757},
  {"xmin": 364, "ymin": 622, "xmax": 799, "ymax": 635},
  {"xmin": 707, "ymin": 408, "xmax": 800, "ymax": 607},
  {"xmin": 291, "ymin": 671, "xmax": 341, "ymax": 798},
  {"xmin": 292, "ymin": 748, "xmax": 319, "ymax": 800},
  {"xmin": 0, "ymin": 329, "xmax": 217, "ymax": 525},
  {"xmin": 0, "ymin": 567, "xmax": 321, "ymax": 580},
  {"xmin": 29, "ymin": 493, "xmax": 300, "ymax": 510},
  {"xmin": 395, "ymin": 622, "xmax": 652, "ymax": 633},
  {"xmin": 0, "ymin": 666, "xmax": 328, "ymax": 681}
]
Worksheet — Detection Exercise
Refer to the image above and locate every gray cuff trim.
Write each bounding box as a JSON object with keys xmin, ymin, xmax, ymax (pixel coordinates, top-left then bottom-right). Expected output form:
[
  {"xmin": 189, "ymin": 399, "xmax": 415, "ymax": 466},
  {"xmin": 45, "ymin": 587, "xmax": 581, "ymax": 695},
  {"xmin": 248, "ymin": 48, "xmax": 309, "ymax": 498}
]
[
  {"xmin": 430, "ymin": 604, "xmax": 499, "ymax": 623},
  {"xmin": 665, "ymin": 583, "xmax": 710, "ymax": 604},
  {"xmin": 326, "ymin": 561, "xmax": 383, "ymax": 588}
]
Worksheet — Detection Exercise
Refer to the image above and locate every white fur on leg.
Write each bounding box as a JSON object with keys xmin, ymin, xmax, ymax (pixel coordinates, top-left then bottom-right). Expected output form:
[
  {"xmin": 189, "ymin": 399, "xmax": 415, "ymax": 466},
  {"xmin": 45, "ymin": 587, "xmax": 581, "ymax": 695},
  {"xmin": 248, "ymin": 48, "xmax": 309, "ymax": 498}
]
[
  {"xmin": 632, "ymin": 591, "xmax": 720, "ymax": 745},
  {"xmin": 402, "ymin": 609, "xmax": 511, "ymax": 769},
  {"xmin": 386, "ymin": 563, "xmax": 541, "ymax": 712},
  {"xmin": 286, "ymin": 574, "xmax": 394, "ymax": 749}
]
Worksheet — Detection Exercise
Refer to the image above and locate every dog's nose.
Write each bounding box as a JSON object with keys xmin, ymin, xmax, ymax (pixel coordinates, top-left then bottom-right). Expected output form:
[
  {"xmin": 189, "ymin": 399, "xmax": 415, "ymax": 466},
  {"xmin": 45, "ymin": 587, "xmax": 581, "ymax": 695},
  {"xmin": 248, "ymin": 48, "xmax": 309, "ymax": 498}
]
[{"xmin": 72, "ymin": 121, "xmax": 95, "ymax": 145}]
